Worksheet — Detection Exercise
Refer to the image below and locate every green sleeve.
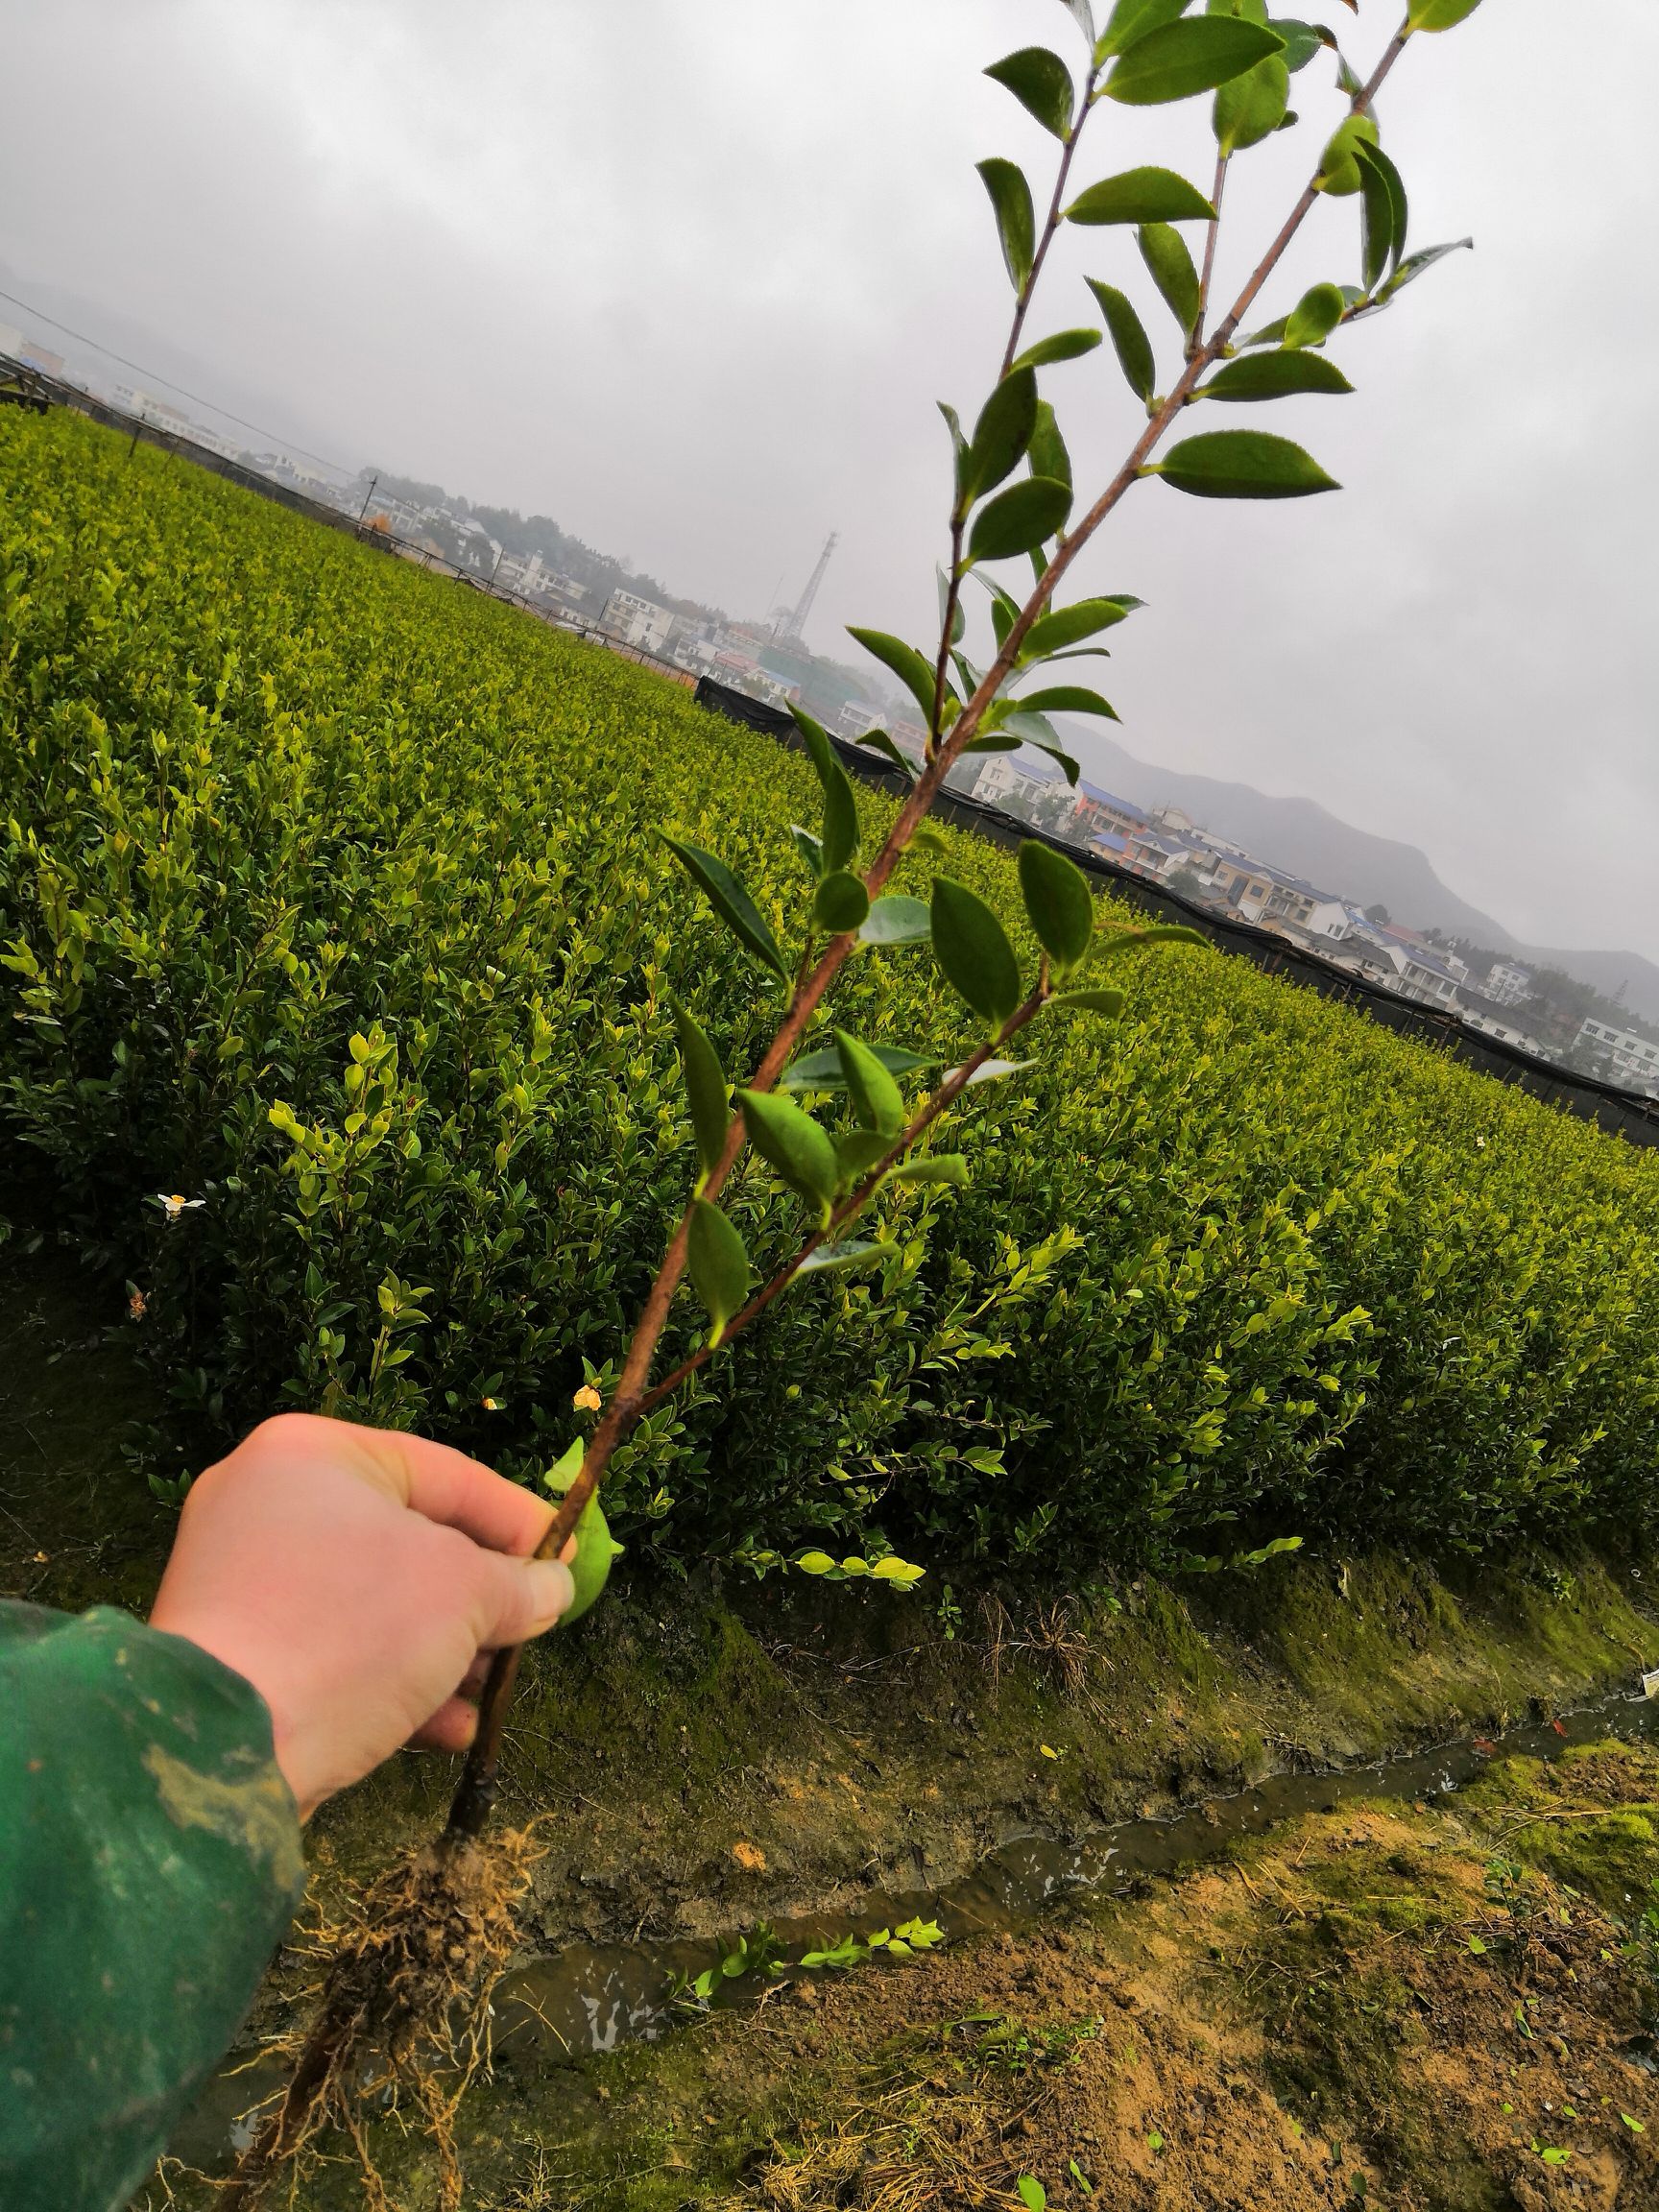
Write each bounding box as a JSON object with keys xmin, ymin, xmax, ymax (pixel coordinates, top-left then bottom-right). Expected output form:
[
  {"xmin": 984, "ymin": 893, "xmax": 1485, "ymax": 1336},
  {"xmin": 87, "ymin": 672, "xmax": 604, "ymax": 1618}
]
[{"xmin": 0, "ymin": 1601, "xmax": 306, "ymax": 2212}]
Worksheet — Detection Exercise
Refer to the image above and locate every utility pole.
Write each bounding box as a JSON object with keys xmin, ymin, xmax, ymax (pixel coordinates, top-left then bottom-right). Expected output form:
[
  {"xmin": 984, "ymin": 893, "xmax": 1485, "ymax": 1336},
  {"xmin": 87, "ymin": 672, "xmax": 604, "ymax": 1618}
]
[{"xmin": 355, "ymin": 472, "xmax": 378, "ymax": 532}]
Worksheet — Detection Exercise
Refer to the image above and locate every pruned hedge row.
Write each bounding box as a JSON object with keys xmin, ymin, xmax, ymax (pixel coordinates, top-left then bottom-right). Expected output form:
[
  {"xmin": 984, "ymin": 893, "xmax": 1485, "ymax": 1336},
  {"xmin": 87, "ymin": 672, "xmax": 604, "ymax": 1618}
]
[{"xmin": 4, "ymin": 410, "xmax": 1656, "ymax": 1578}]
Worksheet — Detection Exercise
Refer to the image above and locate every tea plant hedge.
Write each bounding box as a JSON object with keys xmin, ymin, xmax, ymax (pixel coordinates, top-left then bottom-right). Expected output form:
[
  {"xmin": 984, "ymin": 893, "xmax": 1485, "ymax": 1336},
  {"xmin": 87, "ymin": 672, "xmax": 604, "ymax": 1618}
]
[{"xmin": 4, "ymin": 410, "xmax": 1657, "ymax": 1578}]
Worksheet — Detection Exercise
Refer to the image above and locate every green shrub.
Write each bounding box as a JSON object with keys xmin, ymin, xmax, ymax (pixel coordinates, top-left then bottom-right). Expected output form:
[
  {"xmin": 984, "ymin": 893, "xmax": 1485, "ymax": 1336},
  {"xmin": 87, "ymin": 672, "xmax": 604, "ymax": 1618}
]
[{"xmin": 3, "ymin": 409, "xmax": 1657, "ymax": 1575}]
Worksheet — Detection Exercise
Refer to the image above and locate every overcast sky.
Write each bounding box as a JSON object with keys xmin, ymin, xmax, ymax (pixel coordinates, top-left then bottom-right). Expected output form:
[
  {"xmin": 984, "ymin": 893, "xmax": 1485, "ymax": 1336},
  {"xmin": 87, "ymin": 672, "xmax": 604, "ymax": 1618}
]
[{"xmin": 2, "ymin": 1, "xmax": 1654, "ymax": 959}]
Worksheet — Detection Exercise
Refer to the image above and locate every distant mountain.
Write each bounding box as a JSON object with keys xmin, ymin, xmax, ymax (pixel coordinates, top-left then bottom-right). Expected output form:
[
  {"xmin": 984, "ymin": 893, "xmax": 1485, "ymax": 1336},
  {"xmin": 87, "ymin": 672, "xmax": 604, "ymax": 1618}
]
[{"xmin": 1065, "ymin": 727, "xmax": 1659, "ymax": 1022}]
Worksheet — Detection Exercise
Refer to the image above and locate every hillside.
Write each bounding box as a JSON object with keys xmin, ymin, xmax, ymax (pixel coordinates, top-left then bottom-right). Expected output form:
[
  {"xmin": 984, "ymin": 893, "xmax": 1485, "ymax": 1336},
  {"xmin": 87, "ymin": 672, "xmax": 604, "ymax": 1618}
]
[{"xmin": 1065, "ymin": 726, "xmax": 1659, "ymax": 1021}]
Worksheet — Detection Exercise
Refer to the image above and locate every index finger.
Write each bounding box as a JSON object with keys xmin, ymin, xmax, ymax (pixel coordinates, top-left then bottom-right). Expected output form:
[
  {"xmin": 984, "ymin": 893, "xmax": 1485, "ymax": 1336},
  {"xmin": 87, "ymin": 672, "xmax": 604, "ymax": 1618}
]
[{"xmin": 365, "ymin": 1430, "xmax": 556, "ymax": 1557}]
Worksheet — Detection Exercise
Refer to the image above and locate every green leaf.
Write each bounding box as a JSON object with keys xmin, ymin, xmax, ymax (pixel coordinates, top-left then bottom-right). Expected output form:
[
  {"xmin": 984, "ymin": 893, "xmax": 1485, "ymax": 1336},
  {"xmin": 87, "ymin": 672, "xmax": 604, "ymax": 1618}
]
[
  {"xmin": 1407, "ymin": 0, "xmax": 1481, "ymax": 27},
  {"xmin": 977, "ymin": 157, "xmax": 1037, "ymax": 291},
  {"xmin": 1056, "ymin": 0, "xmax": 1098, "ymax": 49},
  {"xmin": 1017, "ymin": 2177, "xmax": 1048, "ymax": 2212},
  {"xmin": 1269, "ymin": 17, "xmax": 1333, "ymax": 71},
  {"xmin": 781, "ymin": 1042, "xmax": 934, "ymax": 1091},
  {"xmin": 885, "ymin": 1155, "xmax": 971, "ymax": 1188},
  {"xmin": 1139, "ymin": 223, "xmax": 1203, "ymax": 336},
  {"xmin": 968, "ymin": 476, "xmax": 1073, "ymax": 565},
  {"xmin": 1049, "ymin": 985, "xmax": 1127, "ymax": 1016},
  {"xmin": 860, "ymin": 894, "xmax": 933, "ymax": 947},
  {"xmin": 985, "ymin": 46, "xmax": 1076, "ymax": 138},
  {"xmin": 791, "ymin": 824, "xmax": 825, "ymax": 879},
  {"xmin": 1097, "ymin": 0, "xmax": 1193, "ymax": 59},
  {"xmin": 1214, "ymin": 51, "xmax": 1289, "ymax": 152},
  {"xmin": 813, "ymin": 870, "xmax": 871, "ymax": 933},
  {"xmin": 931, "ymin": 878, "xmax": 1023, "ymax": 1031},
  {"xmin": 669, "ymin": 994, "xmax": 730, "ymax": 1188},
  {"xmin": 938, "ymin": 400, "xmax": 972, "ymax": 507},
  {"xmin": 1098, "ymin": 922, "xmax": 1210, "ymax": 955},
  {"xmin": 1197, "ymin": 349, "xmax": 1354, "ymax": 399},
  {"xmin": 662, "ymin": 834, "xmax": 788, "ymax": 978},
  {"xmin": 950, "ymin": 1057, "xmax": 1030, "ymax": 1087},
  {"xmin": 1012, "ymin": 684, "xmax": 1119, "ymax": 719},
  {"xmin": 1086, "ymin": 286, "xmax": 1157, "ymax": 415},
  {"xmin": 1010, "ymin": 327, "xmax": 1104, "ymax": 373},
  {"xmin": 835, "ymin": 1028, "xmax": 904, "ymax": 1134},
  {"xmin": 1023, "ymin": 595, "xmax": 1133, "ymax": 658},
  {"xmin": 1354, "ymin": 139, "xmax": 1408, "ymax": 289},
  {"xmin": 939, "ymin": 563, "xmax": 967, "ymax": 644},
  {"xmin": 788, "ymin": 707, "xmax": 861, "ymax": 873},
  {"xmin": 835, "ymin": 1126, "xmax": 897, "ymax": 1185},
  {"xmin": 847, "ymin": 627, "xmax": 942, "ymax": 724},
  {"xmin": 1028, "ymin": 400, "xmax": 1073, "ymax": 493},
  {"xmin": 1315, "ymin": 111, "xmax": 1379, "ymax": 197},
  {"xmin": 1375, "ymin": 236, "xmax": 1474, "ymax": 303},
  {"xmin": 1106, "ymin": 16, "xmax": 1284, "ymax": 105},
  {"xmin": 963, "ymin": 367, "xmax": 1039, "ymax": 509},
  {"xmin": 686, "ymin": 1200, "xmax": 751, "ymax": 1348},
  {"xmin": 739, "ymin": 1089, "xmax": 840, "ymax": 1220},
  {"xmin": 1020, "ymin": 840, "xmax": 1095, "ymax": 974},
  {"xmin": 1067, "ymin": 165, "xmax": 1216, "ymax": 224},
  {"xmin": 1149, "ymin": 428, "xmax": 1338, "ymax": 498},
  {"xmin": 854, "ymin": 729, "xmax": 918, "ymax": 781},
  {"xmin": 798, "ymin": 1238, "xmax": 885, "ymax": 1275},
  {"xmin": 1283, "ymin": 280, "xmax": 1347, "ymax": 347}
]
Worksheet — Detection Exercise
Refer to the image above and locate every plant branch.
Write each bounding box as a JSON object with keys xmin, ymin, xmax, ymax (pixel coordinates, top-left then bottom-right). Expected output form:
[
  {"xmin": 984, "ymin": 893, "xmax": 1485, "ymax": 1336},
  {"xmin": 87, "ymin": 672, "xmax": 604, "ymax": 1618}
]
[
  {"xmin": 998, "ymin": 69, "xmax": 1100, "ymax": 381},
  {"xmin": 635, "ymin": 995, "xmax": 1047, "ymax": 1418},
  {"xmin": 1193, "ymin": 151, "xmax": 1230, "ymax": 358},
  {"xmin": 446, "ymin": 16, "xmax": 1415, "ymax": 1840}
]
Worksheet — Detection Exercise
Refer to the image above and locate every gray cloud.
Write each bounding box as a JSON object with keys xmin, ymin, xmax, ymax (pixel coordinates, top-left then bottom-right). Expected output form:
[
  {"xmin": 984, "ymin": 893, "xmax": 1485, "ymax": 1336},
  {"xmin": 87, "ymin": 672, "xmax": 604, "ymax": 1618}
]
[{"xmin": 3, "ymin": 0, "xmax": 1653, "ymax": 957}]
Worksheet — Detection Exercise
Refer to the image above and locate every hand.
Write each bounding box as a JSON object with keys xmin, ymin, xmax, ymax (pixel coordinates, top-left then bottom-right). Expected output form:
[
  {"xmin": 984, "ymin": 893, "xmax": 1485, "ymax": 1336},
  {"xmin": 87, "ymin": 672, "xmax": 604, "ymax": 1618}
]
[{"xmin": 149, "ymin": 1412, "xmax": 573, "ymax": 1819}]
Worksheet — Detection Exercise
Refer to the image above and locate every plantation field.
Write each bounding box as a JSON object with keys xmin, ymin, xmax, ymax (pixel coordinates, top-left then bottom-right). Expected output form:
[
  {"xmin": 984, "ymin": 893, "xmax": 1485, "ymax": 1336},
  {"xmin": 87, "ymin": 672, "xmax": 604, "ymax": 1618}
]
[{"xmin": 3, "ymin": 408, "xmax": 1657, "ymax": 1581}]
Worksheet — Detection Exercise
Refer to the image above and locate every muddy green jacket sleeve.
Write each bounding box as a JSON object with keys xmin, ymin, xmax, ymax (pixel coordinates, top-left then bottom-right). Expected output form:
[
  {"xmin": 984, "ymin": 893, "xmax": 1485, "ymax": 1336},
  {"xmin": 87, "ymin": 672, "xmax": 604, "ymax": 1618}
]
[{"xmin": 0, "ymin": 1602, "xmax": 306, "ymax": 2212}]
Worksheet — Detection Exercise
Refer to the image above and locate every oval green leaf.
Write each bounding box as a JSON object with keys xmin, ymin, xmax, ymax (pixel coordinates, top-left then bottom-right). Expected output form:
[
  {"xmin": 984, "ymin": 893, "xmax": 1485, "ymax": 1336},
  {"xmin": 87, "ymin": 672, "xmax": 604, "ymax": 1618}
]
[
  {"xmin": 1149, "ymin": 428, "xmax": 1339, "ymax": 498},
  {"xmin": 964, "ymin": 366, "xmax": 1039, "ymax": 508},
  {"xmin": 835, "ymin": 1028, "xmax": 905, "ymax": 1135},
  {"xmin": 1020, "ymin": 839, "xmax": 1095, "ymax": 974},
  {"xmin": 1354, "ymin": 139, "xmax": 1408, "ymax": 290},
  {"xmin": 1028, "ymin": 399, "xmax": 1072, "ymax": 493},
  {"xmin": 1010, "ymin": 327, "xmax": 1104, "ymax": 373},
  {"xmin": 884, "ymin": 1155, "xmax": 971, "ymax": 1189},
  {"xmin": 1196, "ymin": 349, "xmax": 1354, "ymax": 399},
  {"xmin": 1106, "ymin": 16, "xmax": 1284, "ymax": 105},
  {"xmin": 1098, "ymin": 0, "xmax": 1191, "ymax": 57},
  {"xmin": 1407, "ymin": 0, "xmax": 1481, "ymax": 27},
  {"xmin": 1268, "ymin": 17, "xmax": 1332, "ymax": 71},
  {"xmin": 984, "ymin": 45, "xmax": 1076, "ymax": 138},
  {"xmin": 859, "ymin": 894, "xmax": 933, "ymax": 947},
  {"xmin": 846, "ymin": 627, "xmax": 941, "ymax": 723},
  {"xmin": 1012, "ymin": 684, "xmax": 1120, "ymax": 719},
  {"xmin": 1283, "ymin": 280, "xmax": 1347, "ymax": 348},
  {"xmin": 813, "ymin": 869, "xmax": 871, "ymax": 934},
  {"xmin": 834, "ymin": 1126, "xmax": 896, "ymax": 1187},
  {"xmin": 1086, "ymin": 278, "xmax": 1157, "ymax": 405},
  {"xmin": 739, "ymin": 1089, "xmax": 840, "ymax": 1219},
  {"xmin": 1049, "ymin": 985, "xmax": 1128, "ymax": 1016},
  {"xmin": 968, "ymin": 475, "xmax": 1073, "ymax": 565},
  {"xmin": 1214, "ymin": 52, "xmax": 1289, "ymax": 152},
  {"xmin": 687, "ymin": 1199, "xmax": 752, "ymax": 1348},
  {"xmin": 1067, "ymin": 164, "xmax": 1216, "ymax": 224},
  {"xmin": 661, "ymin": 834, "xmax": 788, "ymax": 979},
  {"xmin": 1315, "ymin": 111, "xmax": 1379, "ymax": 197},
  {"xmin": 1022, "ymin": 595, "xmax": 1133, "ymax": 659},
  {"xmin": 798, "ymin": 1238, "xmax": 886, "ymax": 1276},
  {"xmin": 931, "ymin": 878, "xmax": 1023, "ymax": 1031},
  {"xmin": 977, "ymin": 156, "xmax": 1037, "ymax": 290},
  {"xmin": 781, "ymin": 1041, "xmax": 934, "ymax": 1091},
  {"xmin": 788, "ymin": 706, "xmax": 860, "ymax": 874},
  {"xmin": 668, "ymin": 994, "xmax": 730, "ymax": 1187},
  {"xmin": 1138, "ymin": 222, "xmax": 1202, "ymax": 336}
]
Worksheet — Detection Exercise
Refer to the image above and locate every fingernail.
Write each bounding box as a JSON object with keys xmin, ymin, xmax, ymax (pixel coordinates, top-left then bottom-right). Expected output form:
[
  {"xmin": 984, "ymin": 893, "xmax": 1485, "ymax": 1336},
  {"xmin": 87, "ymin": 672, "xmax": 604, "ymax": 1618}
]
[{"xmin": 526, "ymin": 1558, "xmax": 575, "ymax": 1629}]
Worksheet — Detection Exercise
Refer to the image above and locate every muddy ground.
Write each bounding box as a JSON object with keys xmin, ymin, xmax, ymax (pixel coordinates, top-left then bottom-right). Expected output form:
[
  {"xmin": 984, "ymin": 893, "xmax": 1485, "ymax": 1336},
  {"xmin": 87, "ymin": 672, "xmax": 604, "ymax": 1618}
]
[{"xmin": 5, "ymin": 1233, "xmax": 1659, "ymax": 2209}]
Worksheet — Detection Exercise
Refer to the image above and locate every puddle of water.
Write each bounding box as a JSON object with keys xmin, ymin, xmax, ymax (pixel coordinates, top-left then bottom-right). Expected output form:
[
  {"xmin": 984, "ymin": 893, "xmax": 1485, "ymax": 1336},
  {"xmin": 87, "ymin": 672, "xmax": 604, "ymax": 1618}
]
[{"xmin": 174, "ymin": 1687, "xmax": 1659, "ymax": 2161}]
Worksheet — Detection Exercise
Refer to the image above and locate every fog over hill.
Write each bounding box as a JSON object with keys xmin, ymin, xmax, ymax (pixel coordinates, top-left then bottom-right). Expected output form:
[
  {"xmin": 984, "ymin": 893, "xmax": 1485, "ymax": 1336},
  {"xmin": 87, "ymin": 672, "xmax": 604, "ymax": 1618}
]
[{"xmin": 1064, "ymin": 726, "xmax": 1659, "ymax": 1022}]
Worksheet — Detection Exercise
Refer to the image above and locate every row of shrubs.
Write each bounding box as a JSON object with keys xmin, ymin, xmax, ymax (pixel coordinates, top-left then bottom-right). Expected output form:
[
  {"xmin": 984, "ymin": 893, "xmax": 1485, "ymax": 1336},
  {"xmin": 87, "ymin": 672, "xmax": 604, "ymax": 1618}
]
[{"xmin": 3, "ymin": 409, "xmax": 1656, "ymax": 1581}]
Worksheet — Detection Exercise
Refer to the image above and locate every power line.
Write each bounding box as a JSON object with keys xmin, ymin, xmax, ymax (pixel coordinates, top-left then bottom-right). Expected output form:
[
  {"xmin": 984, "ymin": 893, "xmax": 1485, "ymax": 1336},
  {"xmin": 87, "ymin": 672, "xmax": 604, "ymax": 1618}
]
[{"xmin": 0, "ymin": 283, "xmax": 353, "ymax": 479}]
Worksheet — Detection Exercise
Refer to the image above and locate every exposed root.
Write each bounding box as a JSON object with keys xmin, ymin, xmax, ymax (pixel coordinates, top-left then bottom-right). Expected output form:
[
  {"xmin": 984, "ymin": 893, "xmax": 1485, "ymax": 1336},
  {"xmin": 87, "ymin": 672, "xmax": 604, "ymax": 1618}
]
[{"xmin": 220, "ymin": 1825, "xmax": 541, "ymax": 2211}]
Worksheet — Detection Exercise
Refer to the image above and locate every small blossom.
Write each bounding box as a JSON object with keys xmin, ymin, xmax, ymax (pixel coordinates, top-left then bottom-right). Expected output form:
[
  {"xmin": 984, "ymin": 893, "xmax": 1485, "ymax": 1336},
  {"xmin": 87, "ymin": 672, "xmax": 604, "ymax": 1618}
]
[
  {"xmin": 573, "ymin": 1383, "xmax": 602, "ymax": 1412},
  {"xmin": 128, "ymin": 1288, "xmax": 148, "ymax": 1322},
  {"xmin": 157, "ymin": 1192, "xmax": 205, "ymax": 1222},
  {"xmin": 480, "ymin": 1396, "xmax": 502, "ymax": 1412}
]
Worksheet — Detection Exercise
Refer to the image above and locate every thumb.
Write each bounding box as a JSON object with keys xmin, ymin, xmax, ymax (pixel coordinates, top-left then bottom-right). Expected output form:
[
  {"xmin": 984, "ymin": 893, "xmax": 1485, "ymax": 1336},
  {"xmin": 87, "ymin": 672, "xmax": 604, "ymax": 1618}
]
[{"xmin": 467, "ymin": 1547, "xmax": 574, "ymax": 1648}]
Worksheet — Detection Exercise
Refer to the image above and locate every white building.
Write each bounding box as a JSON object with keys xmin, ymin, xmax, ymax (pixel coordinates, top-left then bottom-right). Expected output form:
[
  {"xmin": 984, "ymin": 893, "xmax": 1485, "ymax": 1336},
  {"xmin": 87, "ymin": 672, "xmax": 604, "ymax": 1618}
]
[
  {"xmin": 1575, "ymin": 1018, "xmax": 1659, "ymax": 1094},
  {"xmin": 1462, "ymin": 1008, "xmax": 1546, "ymax": 1055},
  {"xmin": 602, "ymin": 589, "xmax": 676, "ymax": 654},
  {"xmin": 1483, "ymin": 960, "xmax": 1533, "ymax": 1007}
]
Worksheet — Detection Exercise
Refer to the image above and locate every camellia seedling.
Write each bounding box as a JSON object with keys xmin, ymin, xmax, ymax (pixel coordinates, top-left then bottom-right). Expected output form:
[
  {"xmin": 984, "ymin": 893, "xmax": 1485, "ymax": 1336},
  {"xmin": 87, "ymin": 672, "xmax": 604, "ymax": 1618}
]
[{"xmin": 228, "ymin": 1, "xmax": 1492, "ymax": 2199}]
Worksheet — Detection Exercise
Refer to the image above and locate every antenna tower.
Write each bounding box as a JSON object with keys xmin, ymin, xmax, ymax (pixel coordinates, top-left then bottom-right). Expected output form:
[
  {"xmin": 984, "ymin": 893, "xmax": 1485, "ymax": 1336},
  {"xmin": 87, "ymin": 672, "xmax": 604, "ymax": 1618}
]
[{"xmin": 784, "ymin": 530, "xmax": 838, "ymax": 642}]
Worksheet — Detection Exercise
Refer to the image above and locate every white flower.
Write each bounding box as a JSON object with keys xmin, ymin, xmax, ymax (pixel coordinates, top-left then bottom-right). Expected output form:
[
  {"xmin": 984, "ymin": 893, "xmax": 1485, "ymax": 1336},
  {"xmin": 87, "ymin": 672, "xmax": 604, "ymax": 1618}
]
[{"xmin": 157, "ymin": 1192, "xmax": 205, "ymax": 1221}]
